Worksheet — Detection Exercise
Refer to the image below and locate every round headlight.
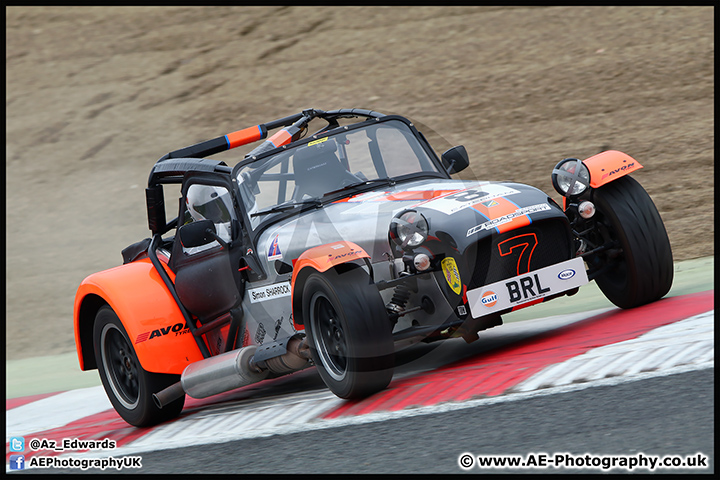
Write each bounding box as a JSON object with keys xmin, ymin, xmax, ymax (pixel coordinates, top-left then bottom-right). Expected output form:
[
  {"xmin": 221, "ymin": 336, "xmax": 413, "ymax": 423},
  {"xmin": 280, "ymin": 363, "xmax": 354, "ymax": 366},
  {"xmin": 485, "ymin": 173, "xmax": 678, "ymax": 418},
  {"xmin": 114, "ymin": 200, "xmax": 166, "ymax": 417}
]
[
  {"xmin": 390, "ymin": 210, "xmax": 428, "ymax": 249},
  {"xmin": 552, "ymin": 158, "xmax": 590, "ymax": 197}
]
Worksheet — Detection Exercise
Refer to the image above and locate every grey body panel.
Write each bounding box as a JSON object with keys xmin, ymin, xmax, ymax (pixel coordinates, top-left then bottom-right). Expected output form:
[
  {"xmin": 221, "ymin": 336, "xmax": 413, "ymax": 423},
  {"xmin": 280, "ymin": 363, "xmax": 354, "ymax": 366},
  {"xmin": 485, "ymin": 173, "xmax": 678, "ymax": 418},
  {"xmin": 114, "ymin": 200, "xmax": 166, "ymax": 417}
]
[{"xmin": 239, "ymin": 178, "xmax": 568, "ymax": 345}]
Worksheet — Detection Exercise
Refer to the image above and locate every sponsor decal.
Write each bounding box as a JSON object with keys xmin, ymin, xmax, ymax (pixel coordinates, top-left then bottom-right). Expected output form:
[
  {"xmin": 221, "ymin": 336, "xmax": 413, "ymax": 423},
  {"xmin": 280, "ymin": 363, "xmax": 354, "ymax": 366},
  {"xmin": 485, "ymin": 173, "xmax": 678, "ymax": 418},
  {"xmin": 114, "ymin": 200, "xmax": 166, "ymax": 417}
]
[
  {"xmin": 466, "ymin": 257, "xmax": 588, "ymax": 318},
  {"xmin": 268, "ymin": 234, "xmax": 283, "ymax": 261},
  {"xmin": 306, "ymin": 162, "xmax": 327, "ymax": 171},
  {"xmin": 255, "ymin": 323, "xmax": 266, "ymax": 345},
  {"xmin": 466, "ymin": 204, "xmax": 551, "ymax": 237},
  {"xmin": 441, "ymin": 257, "xmax": 462, "ymax": 295},
  {"xmin": 135, "ymin": 322, "xmax": 190, "ymax": 344},
  {"xmin": 601, "ymin": 162, "xmax": 636, "ymax": 180},
  {"xmin": 480, "ymin": 290, "xmax": 498, "ymax": 308},
  {"xmin": 272, "ymin": 316, "xmax": 284, "ymax": 341},
  {"xmin": 558, "ymin": 269, "xmax": 576, "ymax": 280},
  {"xmin": 481, "ymin": 200, "xmax": 499, "ymax": 208},
  {"xmin": 327, "ymin": 248, "xmax": 364, "ymax": 263},
  {"xmin": 308, "ymin": 136, "xmax": 329, "ymax": 146},
  {"xmin": 248, "ymin": 282, "xmax": 292, "ymax": 303},
  {"xmin": 423, "ymin": 185, "xmax": 521, "ymax": 215}
]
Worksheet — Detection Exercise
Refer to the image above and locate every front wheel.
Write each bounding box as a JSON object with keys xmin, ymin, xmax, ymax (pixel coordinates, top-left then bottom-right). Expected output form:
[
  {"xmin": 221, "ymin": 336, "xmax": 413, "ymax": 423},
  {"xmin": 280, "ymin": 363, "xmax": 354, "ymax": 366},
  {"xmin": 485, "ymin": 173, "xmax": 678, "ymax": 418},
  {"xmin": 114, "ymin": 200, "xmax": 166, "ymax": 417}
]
[
  {"xmin": 585, "ymin": 175, "xmax": 673, "ymax": 309},
  {"xmin": 93, "ymin": 306, "xmax": 184, "ymax": 426},
  {"xmin": 302, "ymin": 267, "xmax": 394, "ymax": 399}
]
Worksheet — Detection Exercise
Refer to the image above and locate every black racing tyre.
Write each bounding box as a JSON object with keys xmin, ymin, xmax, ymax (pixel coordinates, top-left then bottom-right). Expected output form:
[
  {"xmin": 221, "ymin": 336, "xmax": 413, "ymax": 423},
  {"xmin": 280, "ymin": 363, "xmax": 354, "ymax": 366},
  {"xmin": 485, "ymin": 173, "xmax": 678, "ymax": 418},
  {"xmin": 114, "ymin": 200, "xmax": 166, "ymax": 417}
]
[
  {"xmin": 588, "ymin": 175, "xmax": 673, "ymax": 309},
  {"xmin": 302, "ymin": 266, "xmax": 394, "ymax": 399},
  {"xmin": 93, "ymin": 306, "xmax": 184, "ymax": 426}
]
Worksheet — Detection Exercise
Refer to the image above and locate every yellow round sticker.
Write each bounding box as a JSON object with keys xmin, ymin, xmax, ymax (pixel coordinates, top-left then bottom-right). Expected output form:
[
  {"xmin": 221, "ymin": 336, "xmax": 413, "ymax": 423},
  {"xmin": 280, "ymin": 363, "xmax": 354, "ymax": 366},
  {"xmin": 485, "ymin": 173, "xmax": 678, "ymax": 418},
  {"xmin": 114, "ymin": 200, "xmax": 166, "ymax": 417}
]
[{"xmin": 441, "ymin": 257, "xmax": 462, "ymax": 295}]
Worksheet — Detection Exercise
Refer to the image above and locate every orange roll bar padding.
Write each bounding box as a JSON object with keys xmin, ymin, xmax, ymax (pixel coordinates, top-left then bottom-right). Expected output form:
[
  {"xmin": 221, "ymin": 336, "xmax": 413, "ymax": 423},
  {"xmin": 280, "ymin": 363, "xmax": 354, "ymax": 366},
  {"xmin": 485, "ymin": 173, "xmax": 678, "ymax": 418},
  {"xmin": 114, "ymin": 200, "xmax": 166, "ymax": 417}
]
[
  {"xmin": 225, "ymin": 125, "xmax": 266, "ymax": 149},
  {"xmin": 266, "ymin": 128, "xmax": 294, "ymax": 149},
  {"xmin": 166, "ymin": 124, "xmax": 267, "ymax": 159}
]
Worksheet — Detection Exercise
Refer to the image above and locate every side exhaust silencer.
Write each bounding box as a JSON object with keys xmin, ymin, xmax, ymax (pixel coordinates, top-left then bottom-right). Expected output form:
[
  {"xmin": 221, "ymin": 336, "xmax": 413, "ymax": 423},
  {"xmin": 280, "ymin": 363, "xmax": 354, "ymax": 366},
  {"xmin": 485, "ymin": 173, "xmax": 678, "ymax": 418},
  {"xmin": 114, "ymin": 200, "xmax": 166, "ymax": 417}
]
[{"xmin": 153, "ymin": 338, "xmax": 311, "ymax": 409}]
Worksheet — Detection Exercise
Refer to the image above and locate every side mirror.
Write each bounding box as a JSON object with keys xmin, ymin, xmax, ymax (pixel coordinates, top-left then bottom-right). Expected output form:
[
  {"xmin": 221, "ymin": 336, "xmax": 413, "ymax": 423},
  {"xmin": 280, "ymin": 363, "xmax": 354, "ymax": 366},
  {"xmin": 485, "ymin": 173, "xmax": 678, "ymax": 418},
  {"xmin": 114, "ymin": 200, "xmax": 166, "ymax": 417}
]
[
  {"xmin": 441, "ymin": 145, "xmax": 469, "ymax": 174},
  {"xmin": 179, "ymin": 219, "xmax": 217, "ymax": 248}
]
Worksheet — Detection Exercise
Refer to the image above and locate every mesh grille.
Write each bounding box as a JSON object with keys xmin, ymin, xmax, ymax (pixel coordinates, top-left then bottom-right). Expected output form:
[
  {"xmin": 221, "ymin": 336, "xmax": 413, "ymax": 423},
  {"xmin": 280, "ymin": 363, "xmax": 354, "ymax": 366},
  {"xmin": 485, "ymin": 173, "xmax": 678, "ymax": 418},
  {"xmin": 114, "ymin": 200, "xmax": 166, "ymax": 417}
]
[{"xmin": 465, "ymin": 219, "xmax": 572, "ymax": 289}]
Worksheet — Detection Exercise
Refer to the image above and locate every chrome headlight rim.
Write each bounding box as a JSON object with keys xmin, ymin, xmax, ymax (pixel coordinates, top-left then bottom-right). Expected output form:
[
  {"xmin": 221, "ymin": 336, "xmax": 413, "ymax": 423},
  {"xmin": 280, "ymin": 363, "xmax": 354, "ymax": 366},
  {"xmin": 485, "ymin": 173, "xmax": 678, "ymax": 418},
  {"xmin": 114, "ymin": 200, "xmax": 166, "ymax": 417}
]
[
  {"xmin": 552, "ymin": 158, "xmax": 591, "ymax": 197},
  {"xmin": 390, "ymin": 209, "xmax": 429, "ymax": 250}
]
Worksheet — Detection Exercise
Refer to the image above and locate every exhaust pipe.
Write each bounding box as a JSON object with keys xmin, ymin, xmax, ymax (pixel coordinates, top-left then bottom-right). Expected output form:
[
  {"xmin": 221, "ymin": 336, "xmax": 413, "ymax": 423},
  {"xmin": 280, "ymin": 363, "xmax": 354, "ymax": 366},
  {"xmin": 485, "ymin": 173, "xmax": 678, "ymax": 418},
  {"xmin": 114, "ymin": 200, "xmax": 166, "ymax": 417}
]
[
  {"xmin": 183, "ymin": 345, "xmax": 268, "ymax": 399},
  {"xmin": 153, "ymin": 345, "xmax": 266, "ymax": 409},
  {"xmin": 253, "ymin": 335, "xmax": 311, "ymax": 374},
  {"xmin": 153, "ymin": 338, "xmax": 311, "ymax": 409}
]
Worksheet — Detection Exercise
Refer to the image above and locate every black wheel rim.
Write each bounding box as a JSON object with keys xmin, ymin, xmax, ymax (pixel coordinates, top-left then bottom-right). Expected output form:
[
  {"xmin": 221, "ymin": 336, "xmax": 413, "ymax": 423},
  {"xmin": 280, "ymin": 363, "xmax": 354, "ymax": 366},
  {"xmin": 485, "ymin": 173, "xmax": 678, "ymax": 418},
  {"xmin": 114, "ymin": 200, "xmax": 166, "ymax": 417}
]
[
  {"xmin": 101, "ymin": 324, "xmax": 140, "ymax": 410},
  {"xmin": 310, "ymin": 294, "xmax": 348, "ymax": 381}
]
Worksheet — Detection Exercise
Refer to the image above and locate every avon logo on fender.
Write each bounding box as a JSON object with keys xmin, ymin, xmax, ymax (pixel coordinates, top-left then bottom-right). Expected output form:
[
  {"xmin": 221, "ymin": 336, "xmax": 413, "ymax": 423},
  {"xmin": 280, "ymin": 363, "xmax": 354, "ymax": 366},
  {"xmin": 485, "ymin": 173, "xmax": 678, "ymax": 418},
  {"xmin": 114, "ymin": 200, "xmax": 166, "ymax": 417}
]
[{"xmin": 601, "ymin": 162, "xmax": 635, "ymax": 180}]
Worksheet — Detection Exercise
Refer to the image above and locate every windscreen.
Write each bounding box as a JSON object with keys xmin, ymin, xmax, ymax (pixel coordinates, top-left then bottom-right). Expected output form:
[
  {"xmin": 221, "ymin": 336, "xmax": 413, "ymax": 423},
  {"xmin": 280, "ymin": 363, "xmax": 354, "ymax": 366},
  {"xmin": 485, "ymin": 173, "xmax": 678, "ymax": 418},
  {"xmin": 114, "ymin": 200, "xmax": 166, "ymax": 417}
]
[{"xmin": 235, "ymin": 119, "xmax": 441, "ymax": 227}]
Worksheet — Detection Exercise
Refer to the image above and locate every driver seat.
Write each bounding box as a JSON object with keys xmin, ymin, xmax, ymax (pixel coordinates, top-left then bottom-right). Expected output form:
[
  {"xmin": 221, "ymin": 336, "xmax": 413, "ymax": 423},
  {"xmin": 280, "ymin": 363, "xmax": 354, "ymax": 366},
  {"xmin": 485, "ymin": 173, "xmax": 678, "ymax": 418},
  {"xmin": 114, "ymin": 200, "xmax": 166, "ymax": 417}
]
[{"xmin": 292, "ymin": 141, "xmax": 358, "ymax": 199}]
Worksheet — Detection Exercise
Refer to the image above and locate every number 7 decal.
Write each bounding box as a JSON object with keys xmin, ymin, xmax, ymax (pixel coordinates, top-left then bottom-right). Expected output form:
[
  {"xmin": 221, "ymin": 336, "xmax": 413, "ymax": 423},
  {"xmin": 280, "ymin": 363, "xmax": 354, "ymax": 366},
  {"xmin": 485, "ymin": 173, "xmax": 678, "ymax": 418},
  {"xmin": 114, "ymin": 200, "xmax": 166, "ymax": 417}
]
[{"xmin": 497, "ymin": 233, "xmax": 538, "ymax": 276}]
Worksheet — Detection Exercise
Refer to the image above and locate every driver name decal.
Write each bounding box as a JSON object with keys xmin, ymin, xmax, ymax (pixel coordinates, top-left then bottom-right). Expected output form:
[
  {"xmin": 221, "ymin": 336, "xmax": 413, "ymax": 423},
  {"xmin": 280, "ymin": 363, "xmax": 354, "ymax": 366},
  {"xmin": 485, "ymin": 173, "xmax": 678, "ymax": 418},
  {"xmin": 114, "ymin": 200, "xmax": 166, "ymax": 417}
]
[{"xmin": 249, "ymin": 282, "xmax": 292, "ymax": 303}]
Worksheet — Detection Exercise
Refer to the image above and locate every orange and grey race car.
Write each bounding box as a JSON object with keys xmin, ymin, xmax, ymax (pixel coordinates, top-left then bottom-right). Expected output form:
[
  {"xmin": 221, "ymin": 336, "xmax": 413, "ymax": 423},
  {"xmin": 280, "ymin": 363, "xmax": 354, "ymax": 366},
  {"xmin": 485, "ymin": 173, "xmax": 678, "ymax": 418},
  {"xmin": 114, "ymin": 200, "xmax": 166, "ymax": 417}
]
[{"xmin": 73, "ymin": 108, "xmax": 673, "ymax": 426}]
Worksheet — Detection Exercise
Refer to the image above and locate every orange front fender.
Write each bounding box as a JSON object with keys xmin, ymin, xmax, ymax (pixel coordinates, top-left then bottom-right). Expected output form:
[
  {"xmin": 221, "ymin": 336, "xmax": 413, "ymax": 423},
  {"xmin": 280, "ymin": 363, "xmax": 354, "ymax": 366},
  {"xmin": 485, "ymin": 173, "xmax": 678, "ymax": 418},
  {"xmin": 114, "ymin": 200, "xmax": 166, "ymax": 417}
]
[
  {"xmin": 290, "ymin": 241, "xmax": 371, "ymax": 330},
  {"xmin": 583, "ymin": 150, "xmax": 643, "ymax": 188},
  {"xmin": 74, "ymin": 257, "xmax": 204, "ymax": 374}
]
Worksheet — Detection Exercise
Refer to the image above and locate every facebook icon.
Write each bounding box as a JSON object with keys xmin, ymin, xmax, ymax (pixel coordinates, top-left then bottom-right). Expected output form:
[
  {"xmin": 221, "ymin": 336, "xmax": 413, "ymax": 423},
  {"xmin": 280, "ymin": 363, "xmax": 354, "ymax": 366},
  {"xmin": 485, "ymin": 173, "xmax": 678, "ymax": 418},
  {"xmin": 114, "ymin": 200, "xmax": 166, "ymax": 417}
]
[{"xmin": 9, "ymin": 455, "xmax": 25, "ymax": 470}]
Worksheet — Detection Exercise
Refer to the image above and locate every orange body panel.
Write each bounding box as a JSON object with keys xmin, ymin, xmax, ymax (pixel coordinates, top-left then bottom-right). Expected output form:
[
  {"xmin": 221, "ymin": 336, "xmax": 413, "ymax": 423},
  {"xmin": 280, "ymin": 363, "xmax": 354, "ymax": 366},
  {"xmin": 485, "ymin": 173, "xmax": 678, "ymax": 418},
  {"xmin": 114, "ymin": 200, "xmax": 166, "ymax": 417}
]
[
  {"xmin": 74, "ymin": 257, "xmax": 204, "ymax": 374},
  {"xmin": 290, "ymin": 241, "xmax": 370, "ymax": 329},
  {"xmin": 583, "ymin": 150, "xmax": 643, "ymax": 188}
]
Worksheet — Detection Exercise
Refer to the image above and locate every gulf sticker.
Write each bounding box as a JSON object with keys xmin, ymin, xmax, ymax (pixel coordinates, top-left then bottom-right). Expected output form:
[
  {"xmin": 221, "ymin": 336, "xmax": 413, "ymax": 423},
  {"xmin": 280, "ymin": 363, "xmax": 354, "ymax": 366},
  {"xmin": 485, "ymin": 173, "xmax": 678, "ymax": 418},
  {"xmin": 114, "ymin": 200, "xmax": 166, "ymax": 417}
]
[
  {"xmin": 441, "ymin": 257, "xmax": 462, "ymax": 295},
  {"xmin": 480, "ymin": 290, "xmax": 498, "ymax": 308}
]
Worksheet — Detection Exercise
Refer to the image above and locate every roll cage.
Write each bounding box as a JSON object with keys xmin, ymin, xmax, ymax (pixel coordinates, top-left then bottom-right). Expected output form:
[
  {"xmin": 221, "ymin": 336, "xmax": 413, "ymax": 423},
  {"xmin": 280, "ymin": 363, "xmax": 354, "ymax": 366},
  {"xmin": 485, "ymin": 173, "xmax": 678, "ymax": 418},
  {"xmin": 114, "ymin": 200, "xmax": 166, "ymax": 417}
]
[{"xmin": 145, "ymin": 108, "xmax": 450, "ymax": 238}]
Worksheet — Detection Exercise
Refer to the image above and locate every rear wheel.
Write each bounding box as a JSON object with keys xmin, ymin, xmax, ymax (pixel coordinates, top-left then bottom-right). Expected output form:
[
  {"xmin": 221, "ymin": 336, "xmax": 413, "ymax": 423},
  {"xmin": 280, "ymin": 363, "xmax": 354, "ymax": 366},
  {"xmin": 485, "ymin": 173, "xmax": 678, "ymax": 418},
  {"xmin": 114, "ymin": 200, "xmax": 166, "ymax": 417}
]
[
  {"xmin": 93, "ymin": 306, "xmax": 184, "ymax": 426},
  {"xmin": 302, "ymin": 267, "xmax": 394, "ymax": 399},
  {"xmin": 586, "ymin": 176, "xmax": 673, "ymax": 308}
]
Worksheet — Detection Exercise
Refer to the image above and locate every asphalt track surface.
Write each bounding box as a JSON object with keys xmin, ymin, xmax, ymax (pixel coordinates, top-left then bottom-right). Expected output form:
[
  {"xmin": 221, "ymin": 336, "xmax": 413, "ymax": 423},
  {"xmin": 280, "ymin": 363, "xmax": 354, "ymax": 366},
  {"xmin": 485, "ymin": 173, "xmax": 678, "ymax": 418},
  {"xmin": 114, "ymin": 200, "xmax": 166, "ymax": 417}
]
[
  {"xmin": 11, "ymin": 369, "xmax": 714, "ymax": 474},
  {"xmin": 98, "ymin": 369, "xmax": 720, "ymax": 474}
]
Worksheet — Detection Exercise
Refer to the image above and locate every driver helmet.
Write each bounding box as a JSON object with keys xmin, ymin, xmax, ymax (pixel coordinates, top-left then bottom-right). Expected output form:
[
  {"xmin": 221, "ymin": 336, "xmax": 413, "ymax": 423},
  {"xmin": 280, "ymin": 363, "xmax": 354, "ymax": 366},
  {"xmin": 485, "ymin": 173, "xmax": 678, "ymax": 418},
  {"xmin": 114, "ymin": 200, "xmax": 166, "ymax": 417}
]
[{"xmin": 185, "ymin": 185, "xmax": 233, "ymax": 243}]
